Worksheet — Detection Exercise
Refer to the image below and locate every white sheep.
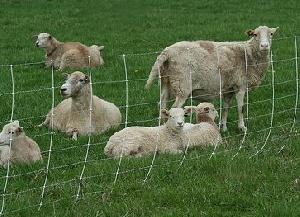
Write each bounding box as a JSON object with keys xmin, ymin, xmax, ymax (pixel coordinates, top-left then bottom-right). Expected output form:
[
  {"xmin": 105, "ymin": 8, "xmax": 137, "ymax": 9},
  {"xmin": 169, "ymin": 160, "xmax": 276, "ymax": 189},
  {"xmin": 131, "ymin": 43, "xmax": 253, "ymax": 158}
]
[
  {"xmin": 39, "ymin": 71, "xmax": 122, "ymax": 140},
  {"xmin": 183, "ymin": 102, "xmax": 222, "ymax": 149},
  {"xmin": 0, "ymin": 121, "xmax": 42, "ymax": 167},
  {"xmin": 145, "ymin": 26, "xmax": 278, "ymax": 132},
  {"xmin": 104, "ymin": 108, "xmax": 189, "ymax": 158},
  {"xmin": 35, "ymin": 33, "xmax": 104, "ymax": 70}
]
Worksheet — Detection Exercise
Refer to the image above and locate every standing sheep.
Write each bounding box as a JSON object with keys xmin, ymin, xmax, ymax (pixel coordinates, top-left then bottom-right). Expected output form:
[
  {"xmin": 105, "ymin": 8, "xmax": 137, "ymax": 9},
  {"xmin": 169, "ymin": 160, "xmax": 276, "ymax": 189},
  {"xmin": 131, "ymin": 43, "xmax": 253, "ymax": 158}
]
[
  {"xmin": 35, "ymin": 33, "xmax": 104, "ymax": 70},
  {"xmin": 0, "ymin": 121, "xmax": 42, "ymax": 167},
  {"xmin": 184, "ymin": 103, "xmax": 222, "ymax": 148},
  {"xmin": 39, "ymin": 71, "xmax": 122, "ymax": 140},
  {"xmin": 104, "ymin": 108, "xmax": 189, "ymax": 158},
  {"xmin": 145, "ymin": 26, "xmax": 278, "ymax": 132}
]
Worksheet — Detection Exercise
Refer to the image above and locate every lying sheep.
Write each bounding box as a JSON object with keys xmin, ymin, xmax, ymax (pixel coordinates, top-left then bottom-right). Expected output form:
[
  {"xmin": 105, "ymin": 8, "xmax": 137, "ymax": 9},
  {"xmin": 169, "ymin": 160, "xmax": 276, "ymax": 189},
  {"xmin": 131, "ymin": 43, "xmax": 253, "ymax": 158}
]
[
  {"xmin": 104, "ymin": 108, "xmax": 189, "ymax": 158},
  {"xmin": 39, "ymin": 71, "xmax": 121, "ymax": 140},
  {"xmin": 184, "ymin": 103, "xmax": 222, "ymax": 149},
  {"xmin": 145, "ymin": 26, "xmax": 278, "ymax": 132},
  {"xmin": 0, "ymin": 121, "xmax": 42, "ymax": 167},
  {"xmin": 35, "ymin": 33, "xmax": 104, "ymax": 70}
]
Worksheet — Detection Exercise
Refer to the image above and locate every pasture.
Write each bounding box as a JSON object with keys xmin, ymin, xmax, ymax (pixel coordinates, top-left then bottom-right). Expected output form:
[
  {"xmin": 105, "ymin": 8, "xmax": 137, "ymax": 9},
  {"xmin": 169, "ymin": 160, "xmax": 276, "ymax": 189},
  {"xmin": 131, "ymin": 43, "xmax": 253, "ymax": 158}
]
[{"xmin": 0, "ymin": 0, "xmax": 299, "ymax": 216}]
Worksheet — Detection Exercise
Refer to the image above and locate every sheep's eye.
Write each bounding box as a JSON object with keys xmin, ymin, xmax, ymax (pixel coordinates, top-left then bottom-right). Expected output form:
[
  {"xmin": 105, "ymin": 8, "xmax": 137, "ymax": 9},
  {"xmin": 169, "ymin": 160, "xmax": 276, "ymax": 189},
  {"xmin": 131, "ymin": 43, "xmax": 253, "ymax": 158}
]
[
  {"xmin": 253, "ymin": 33, "xmax": 257, "ymax": 37},
  {"xmin": 270, "ymin": 33, "xmax": 273, "ymax": 36},
  {"xmin": 79, "ymin": 79, "xmax": 85, "ymax": 82}
]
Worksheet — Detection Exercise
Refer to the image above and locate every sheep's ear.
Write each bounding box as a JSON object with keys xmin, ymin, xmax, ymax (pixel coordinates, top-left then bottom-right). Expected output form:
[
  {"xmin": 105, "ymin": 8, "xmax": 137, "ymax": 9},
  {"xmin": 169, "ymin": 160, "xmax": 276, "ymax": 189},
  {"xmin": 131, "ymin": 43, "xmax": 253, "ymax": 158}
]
[
  {"xmin": 13, "ymin": 120, "xmax": 20, "ymax": 126},
  {"xmin": 32, "ymin": 34, "xmax": 38, "ymax": 40},
  {"xmin": 204, "ymin": 107, "xmax": 210, "ymax": 113},
  {"xmin": 161, "ymin": 109, "xmax": 170, "ymax": 118},
  {"xmin": 85, "ymin": 75, "xmax": 90, "ymax": 83},
  {"xmin": 245, "ymin": 29, "xmax": 255, "ymax": 37},
  {"xmin": 270, "ymin": 27, "xmax": 279, "ymax": 34},
  {"xmin": 48, "ymin": 35, "xmax": 52, "ymax": 40},
  {"xmin": 184, "ymin": 106, "xmax": 196, "ymax": 116},
  {"xmin": 15, "ymin": 127, "xmax": 23, "ymax": 135}
]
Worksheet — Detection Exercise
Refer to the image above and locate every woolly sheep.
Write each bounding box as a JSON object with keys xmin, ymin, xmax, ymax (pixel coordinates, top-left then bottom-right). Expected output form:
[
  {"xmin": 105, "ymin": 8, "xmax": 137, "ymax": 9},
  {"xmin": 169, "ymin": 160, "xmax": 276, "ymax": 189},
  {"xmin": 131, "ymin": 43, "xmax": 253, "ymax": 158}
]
[
  {"xmin": 184, "ymin": 102, "xmax": 222, "ymax": 149},
  {"xmin": 145, "ymin": 26, "xmax": 279, "ymax": 132},
  {"xmin": 35, "ymin": 33, "xmax": 104, "ymax": 70},
  {"xmin": 38, "ymin": 71, "xmax": 122, "ymax": 140},
  {"xmin": 0, "ymin": 121, "xmax": 42, "ymax": 167},
  {"xmin": 104, "ymin": 108, "xmax": 189, "ymax": 158}
]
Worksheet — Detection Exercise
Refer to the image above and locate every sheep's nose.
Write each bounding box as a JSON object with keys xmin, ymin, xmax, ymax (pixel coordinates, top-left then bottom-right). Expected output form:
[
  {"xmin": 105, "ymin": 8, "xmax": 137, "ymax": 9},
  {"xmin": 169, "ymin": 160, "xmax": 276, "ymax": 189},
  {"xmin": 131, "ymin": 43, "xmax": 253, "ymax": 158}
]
[
  {"xmin": 260, "ymin": 43, "xmax": 269, "ymax": 49},
  {"xmin": 177, "ymin": 122, "xmax": 183, "ymax": 127},
  {"xmin": 60, "ymin": 88, "xmax": 67, "ymax": 94}
]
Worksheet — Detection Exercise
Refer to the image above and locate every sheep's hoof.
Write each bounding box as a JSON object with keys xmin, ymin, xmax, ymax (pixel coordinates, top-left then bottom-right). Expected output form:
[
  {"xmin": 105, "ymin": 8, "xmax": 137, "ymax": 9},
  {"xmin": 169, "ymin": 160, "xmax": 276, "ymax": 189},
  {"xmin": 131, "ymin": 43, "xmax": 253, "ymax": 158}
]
[
  {"xmin": 221, "ymin": 124, "xmax": 228, "ymax": 132},
  {"xmin": 239, "ymin": 126, "xmax": 247, "ymax": 133}
]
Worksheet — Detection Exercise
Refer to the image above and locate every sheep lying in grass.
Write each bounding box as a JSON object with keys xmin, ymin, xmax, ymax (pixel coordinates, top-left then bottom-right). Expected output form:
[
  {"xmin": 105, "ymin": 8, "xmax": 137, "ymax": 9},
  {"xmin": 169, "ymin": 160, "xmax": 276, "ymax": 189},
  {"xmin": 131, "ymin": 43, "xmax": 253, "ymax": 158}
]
[
  {"xmin": 145, "ymin": 26, "xmax": 278, "ymax": 132},
  {"xmin": 0, "ymin": 121, "xmax": 42, "ymax": 167},
  {"xmin": 184, "ymin": 103, "xmax": 222, "ymax": 149},
  {"xmin": 39, "ymin": 71, "xmax": 121, "ymax": 140},
  {"xmin": 35, "ymin": 33, "xmax": 104, "ymax": 70},
  {"xmin": 104, "ymin": 108, "xmax": 188, "ymax": 158}
]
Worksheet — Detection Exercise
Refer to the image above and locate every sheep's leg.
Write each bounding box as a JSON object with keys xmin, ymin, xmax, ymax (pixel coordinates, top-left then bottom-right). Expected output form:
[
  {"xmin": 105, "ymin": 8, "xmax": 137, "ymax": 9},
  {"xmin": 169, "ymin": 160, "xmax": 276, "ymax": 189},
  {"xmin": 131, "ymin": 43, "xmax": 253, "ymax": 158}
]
[
  {"xmin": 236, "ymin": 90, "xmax": 247, "ymax": 132},
  {"xmin": 160, "ymin": 86, "xmax": 169, "ymax": 109},
  {"xmin": 221, "ymin": 93, "xmax": 234, "ymax": 132}
]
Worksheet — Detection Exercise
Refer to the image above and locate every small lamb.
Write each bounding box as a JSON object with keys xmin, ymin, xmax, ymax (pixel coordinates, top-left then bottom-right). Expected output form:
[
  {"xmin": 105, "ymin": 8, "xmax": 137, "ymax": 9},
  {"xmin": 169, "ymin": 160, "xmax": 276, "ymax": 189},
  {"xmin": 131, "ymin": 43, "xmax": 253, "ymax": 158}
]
[
  {"xmin": 39, "ymin": 71, "xmax": 121, "ymax": 140},
  {"xmin": 104, "ymin": 108, "xmax": 189, "ymax": 158},
  {"xmin": 0, "ymin": 121, "xmax": 42, "ymax": 167},
  {"xmin": 35, "ymin": 33, "xmax": 104, "ymax": 70},
  {"xmin": 183, "ymin": 103, "xmax": 222, "ymax": 148}
]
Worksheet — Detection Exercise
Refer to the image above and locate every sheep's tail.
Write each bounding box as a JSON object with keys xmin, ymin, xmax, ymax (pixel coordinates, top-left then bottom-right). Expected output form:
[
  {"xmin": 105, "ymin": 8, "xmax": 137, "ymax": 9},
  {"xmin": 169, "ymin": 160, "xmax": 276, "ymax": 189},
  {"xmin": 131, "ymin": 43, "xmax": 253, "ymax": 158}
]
[{"xmin": 145, "ymin": 50, "xmax": 169, "ymax": 90}]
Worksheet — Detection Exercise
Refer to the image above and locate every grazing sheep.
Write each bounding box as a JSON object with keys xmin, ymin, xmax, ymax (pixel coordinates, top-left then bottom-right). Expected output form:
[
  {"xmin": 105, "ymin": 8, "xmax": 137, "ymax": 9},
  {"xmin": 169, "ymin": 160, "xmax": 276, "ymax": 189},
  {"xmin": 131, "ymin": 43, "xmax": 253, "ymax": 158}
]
[
  {"xmin": 0, "ymin": 121, "xmax": 42, "ymax": 167},
  {"xmin": 184, "ymin": 103, "xmax": 222, "ymax": 148},
  {"xmin": 104, "ymin": 108, "xmax": 189, "ymax": 158},
  {"xmin": 145, "ymin": 26, "xmax": 278, "ymax": 132},
  {"xmin": 39, "ymin": 71, "xmax": 121, "ymax": 140},
  {"xmin": 35, "ymin": 33, "xmax": 104, "ymax": 70}
]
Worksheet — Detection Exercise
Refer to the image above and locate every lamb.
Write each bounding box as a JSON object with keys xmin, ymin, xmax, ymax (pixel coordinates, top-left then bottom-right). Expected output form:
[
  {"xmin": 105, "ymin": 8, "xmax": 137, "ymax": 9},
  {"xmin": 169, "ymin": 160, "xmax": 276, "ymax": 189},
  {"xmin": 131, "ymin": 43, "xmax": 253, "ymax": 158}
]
[
  {"xmin": 0, "ymin": 121, "xmax": 42, "ymax": 167},
  {"xmin": 104, "ymin": 108, "xmax": 189, "ymax": 158},
  {"xmin": 183, "ymin": 102, "xmax": 222, "ymax": 149},
  {"xmin": 145, "ymin": 26, "xmax": 278, "ymax": 132},
  {"xmin": 35, "ymin": 33, "xmax": 104, "ymax": 70},
  {"xmin": 38, "ymin": 71, "xmax": 122, "ymax": 140}
]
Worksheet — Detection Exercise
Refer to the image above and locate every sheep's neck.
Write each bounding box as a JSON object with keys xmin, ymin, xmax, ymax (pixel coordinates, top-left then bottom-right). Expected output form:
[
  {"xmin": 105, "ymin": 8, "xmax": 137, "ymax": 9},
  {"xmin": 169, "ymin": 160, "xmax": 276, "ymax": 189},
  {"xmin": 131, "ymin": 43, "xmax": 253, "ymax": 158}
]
[
  {"xmin": 197, "ymin": 114, "xmax": 217, "ymax": 128},
  {"xmin": 246, "ymin": 38, "xmax": 270, "ymax": 88},
  {"xmin": 46, "ymin": 38, "xmax": 61, "ymax": 57},
  {"xmin": 71, "ymin": 87, "xmax": 92, "ymax": 112},
  {"xmin": 164, "ymin": 123, "xmax": 183, "ymax": 136}
]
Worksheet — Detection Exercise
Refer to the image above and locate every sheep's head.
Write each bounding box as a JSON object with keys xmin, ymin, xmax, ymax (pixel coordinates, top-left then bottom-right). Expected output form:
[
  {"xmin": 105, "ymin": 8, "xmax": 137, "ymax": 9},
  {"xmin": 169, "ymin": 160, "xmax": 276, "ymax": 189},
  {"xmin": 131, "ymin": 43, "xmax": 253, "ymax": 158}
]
[
  {"xmin": 161, "ymin": 108, "xmax": 189, "ymax": 131},
  {"xmin": 60, "ymin": 71, "xmax": 90, "ymax": 98},
  {"xmin": 35, "ymin": 33, "xmax": 53, "ymax": 48},
  {"xmin": 0, "ymin": 121, "xmax": 23, "ymax": 145},
  {"xmin": 246, "ymin": 26, "xmax": 279, "ymax": 51},
  {"xmin": 185, "ymin": 102, "xmax": 218, "ymax": 121}
]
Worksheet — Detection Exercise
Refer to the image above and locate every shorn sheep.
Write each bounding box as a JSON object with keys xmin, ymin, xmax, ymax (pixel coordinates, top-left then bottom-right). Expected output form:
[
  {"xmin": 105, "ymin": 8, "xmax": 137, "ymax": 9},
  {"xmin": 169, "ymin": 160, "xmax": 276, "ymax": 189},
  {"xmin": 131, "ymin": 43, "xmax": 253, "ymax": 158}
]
[
  {"xmin": 35, "ymin": 33, "xmax": 104, "ymax": 70},
  {"xmin": 104, "ymin": 108, "xmax": 189, "ymax": 158},
  {"xmin": 184, "ymin": 102, "xmax": 222, "ymax": 149},
  {"xmin": 39, "ymin": 71, "xmax": 121, "ymax": 140},
  {"xmin": 0, "ymin": 121, "xmax": 42, "ymax": 167},
  {"xmin": 145, "ymin": 26, "xmax": 278, "ymax": 132}
]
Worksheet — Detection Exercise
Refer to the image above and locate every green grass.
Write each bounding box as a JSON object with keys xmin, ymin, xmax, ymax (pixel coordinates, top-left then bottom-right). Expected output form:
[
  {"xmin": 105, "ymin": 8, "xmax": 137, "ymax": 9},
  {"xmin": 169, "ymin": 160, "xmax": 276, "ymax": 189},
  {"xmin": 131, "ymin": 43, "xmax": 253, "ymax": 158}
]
[{"xmin": 0, "ymin": 0, "xmax": 300, "ymax": 216}]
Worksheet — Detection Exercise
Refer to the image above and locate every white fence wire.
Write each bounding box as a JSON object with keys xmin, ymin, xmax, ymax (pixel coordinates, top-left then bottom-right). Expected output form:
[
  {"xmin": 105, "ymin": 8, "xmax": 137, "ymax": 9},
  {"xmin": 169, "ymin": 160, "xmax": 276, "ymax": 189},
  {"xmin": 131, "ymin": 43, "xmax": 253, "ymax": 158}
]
[{"xmin": 0, "ymin": 36, "xmax": 299, "ymax": 215}]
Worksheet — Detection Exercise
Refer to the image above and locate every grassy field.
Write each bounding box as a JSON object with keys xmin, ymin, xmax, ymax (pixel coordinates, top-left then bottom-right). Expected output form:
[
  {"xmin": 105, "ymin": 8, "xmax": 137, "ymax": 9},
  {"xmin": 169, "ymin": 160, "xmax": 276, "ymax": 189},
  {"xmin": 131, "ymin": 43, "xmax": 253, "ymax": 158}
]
[{"xmin": 0, "ymin": 0, "xmax": 300, "ymax": 216}]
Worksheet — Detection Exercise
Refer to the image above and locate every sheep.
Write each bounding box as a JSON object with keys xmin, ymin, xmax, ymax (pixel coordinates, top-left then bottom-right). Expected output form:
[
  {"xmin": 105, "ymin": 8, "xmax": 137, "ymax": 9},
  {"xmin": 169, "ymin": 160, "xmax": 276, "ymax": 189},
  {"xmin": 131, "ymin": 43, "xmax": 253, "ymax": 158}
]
[
  {"xmin": 104, "ymin": 108, "xmax": 189, "ymax": 158},
  {"xmin": 183, "ymin": 102, "xmax": 222, "ymax": 149},
  {"xmin": 0, "ymin": 121, "xmax": 42, "ymax": 167},
  {"xmin": 145, "ymin": 26, "xmax": 279, "ymax": 132},
  {"xmin": 35, "ymin": 33, "xmax": 104, "ymax": 70},
  {"xmin": 38, "ymin": 71, "xmax": 122, "ymax": 140}
]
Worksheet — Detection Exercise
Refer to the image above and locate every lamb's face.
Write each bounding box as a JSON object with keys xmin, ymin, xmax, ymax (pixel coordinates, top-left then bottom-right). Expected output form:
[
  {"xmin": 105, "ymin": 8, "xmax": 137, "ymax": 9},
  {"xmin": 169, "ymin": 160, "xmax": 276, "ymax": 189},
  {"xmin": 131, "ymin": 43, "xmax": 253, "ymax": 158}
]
[
  {"xmin": 60, "ymin": 71, "xmax": 89, "ymax": 98},
  {"xmin": 247, "ymin": 26, "xmax": 278, "ymax": 51},
  {"xmin": 197, "ymin": 103, "xmax": 218, "ymax": 121},
  {"xmin": 35, "ymin": 33, "xmax": 52, "ymax": 48},
  {"xmin": 0, "ymin": 121, "xmax": 22, "ymax": 145},
  {"xmin": 162, "ymin": 108, "xmax": 186, "ymax": 130}
]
